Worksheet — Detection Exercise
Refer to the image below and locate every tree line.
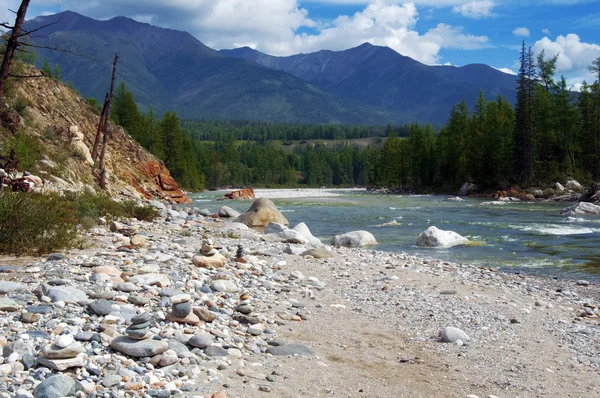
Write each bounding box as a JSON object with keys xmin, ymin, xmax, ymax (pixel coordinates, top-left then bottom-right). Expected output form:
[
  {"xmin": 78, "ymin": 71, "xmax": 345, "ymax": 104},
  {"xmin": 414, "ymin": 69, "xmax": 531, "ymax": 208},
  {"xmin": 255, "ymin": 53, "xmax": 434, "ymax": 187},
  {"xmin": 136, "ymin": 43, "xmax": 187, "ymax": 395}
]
[{"xmin": 110, "ymin": 46, "xmax": 600, "ymax": 192}]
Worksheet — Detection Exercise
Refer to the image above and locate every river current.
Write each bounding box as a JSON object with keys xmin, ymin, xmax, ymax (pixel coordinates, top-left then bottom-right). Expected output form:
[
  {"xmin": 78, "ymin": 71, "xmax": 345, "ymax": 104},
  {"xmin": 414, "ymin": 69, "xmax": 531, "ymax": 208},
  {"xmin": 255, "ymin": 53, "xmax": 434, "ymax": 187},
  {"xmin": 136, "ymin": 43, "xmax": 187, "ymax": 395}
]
[{"xmin": 190, "ymin": 188, "xmax": 600, "ymax": 282}]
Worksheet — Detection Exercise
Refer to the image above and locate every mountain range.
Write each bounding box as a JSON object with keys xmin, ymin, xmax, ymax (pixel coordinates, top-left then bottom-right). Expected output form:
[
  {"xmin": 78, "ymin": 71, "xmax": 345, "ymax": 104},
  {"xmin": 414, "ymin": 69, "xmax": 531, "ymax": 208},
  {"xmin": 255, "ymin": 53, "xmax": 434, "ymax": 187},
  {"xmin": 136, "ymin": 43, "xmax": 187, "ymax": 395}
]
[{"xmin": 24, "ymin": 11, "xmax": 517, "ymax": 125}]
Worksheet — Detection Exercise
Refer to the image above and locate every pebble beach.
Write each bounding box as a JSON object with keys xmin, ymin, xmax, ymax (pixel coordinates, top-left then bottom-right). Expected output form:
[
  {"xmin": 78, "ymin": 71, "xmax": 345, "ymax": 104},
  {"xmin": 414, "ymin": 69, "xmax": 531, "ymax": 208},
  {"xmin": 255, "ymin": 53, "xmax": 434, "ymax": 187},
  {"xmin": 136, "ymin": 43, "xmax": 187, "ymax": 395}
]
[{"xmin": 0, "ymin": 194, "xmax": 599, "ymax": 398}]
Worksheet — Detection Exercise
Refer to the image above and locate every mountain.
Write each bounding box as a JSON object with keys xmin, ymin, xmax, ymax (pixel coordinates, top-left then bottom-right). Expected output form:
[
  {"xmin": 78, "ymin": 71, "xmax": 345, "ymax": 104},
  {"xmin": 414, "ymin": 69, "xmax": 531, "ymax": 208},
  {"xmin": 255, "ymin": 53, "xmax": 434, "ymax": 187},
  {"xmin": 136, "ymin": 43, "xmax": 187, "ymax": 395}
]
[
  {"xmin": 23, "ymin": 12, "xmax": 392, "ymax": 125},
  {"xmin": 221, "ymin": 43, "xmax": 518, "ymax": 124}
]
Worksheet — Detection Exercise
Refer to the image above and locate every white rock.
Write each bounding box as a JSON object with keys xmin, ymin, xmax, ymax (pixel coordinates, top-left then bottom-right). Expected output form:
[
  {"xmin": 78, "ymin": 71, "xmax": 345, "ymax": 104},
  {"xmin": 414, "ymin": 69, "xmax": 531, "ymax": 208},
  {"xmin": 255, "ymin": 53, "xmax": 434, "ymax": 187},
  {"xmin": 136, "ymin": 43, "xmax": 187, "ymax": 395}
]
[
  {"xmin": 416, "ymin": 226, "xmax": 469, "ymax": 248},
  {"xmin": 292, "ymin": 222, "xmax": 322, "ymax": 245},
  {"xmin": 560, "ymin": 202, "xmax": 600, "ymax": 216},
  {"xmin": 264, "ymin": 222, "xmax": 287, "ymax": 234},
  {"xmin": 440, "ymin": 327, "xmax": 471, "ymax": 343},
  {"xmin": 330, "ymin": 230, "xmax": 378, "ymax": 248},
  {"xmin": 54, "ymin": 334, "xmax": 74, "ymax": 348}
]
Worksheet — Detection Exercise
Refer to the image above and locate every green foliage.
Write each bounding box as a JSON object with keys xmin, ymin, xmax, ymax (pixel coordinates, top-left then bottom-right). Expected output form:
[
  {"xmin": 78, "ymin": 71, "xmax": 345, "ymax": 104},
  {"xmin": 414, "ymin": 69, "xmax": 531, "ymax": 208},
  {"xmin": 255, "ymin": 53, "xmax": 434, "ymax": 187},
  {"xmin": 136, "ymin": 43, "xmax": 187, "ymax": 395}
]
[
  {"xmin": 4, "ymin": 132, "xmax": 43, "ymax": 171},
  {"xmin": 85, "ymin": 97, "xmax": 101, "ymax": 113},
  {"xmin": 13, "ymin": 95, "xmax": 29, "ymax": 115},
  {"xmin": 41, "ymin": 59, "xmax": 52, "ymax": 76},
  {"xmin": 0, "ymin": 191, "xmax": 79, "ymax": 255}
]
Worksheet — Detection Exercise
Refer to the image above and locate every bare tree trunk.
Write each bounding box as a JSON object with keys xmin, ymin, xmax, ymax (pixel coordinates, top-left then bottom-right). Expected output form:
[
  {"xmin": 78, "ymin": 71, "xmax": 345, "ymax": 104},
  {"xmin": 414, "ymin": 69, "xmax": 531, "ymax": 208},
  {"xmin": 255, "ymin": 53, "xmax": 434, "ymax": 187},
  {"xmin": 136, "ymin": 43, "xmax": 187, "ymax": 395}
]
[
  {"xmin": 98, "ymin": 52, "xmax": 118, "ymax": 189},
  {"xmin": 91, "ymin": 93, "xmax": 109, "ymax": 160},
  {"xmin": 0, "ymin": 0, "xmax": 30, "ymax": 101}
]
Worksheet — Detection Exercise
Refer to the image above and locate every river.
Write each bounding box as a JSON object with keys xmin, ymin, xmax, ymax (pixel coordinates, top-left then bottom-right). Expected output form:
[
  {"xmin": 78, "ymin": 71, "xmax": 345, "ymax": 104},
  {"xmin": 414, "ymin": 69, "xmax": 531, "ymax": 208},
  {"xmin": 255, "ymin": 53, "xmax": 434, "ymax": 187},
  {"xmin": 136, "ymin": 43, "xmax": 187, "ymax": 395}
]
[{"xmin": 190, "ymin": 188, "xmax": 600, "ymax": 282}]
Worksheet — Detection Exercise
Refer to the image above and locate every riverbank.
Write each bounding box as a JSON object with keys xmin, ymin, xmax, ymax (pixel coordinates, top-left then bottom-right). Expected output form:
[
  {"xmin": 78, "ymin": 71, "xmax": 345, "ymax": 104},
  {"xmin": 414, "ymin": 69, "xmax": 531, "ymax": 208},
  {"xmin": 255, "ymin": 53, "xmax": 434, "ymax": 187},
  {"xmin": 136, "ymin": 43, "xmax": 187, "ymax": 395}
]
[{"xmin": 0, "ymin": 199, "xmax": 599, "ymax": 397}]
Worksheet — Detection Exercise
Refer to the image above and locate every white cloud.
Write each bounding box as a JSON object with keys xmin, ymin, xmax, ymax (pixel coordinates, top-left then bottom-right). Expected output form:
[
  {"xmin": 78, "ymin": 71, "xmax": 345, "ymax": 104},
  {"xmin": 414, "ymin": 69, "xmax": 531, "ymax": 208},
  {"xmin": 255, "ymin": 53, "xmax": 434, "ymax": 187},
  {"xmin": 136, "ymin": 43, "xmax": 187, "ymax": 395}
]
[
  {"xmin": 533, "ymin": 34, "xmax": 600, "ymax": 86},
  {"xmin": 542, "ymin": 28, "xmax": 550, "ymax": 35},
  {"xmin": 27, "ymin": 0, "xmax": 488, "ymax": 65},
  {"xmin": 512, "ymin": 27, "xmax": 530, "ymax": 37},
  {"xmin": 452, "ymin": 0, "xmax": 494, "ymax": 19}
]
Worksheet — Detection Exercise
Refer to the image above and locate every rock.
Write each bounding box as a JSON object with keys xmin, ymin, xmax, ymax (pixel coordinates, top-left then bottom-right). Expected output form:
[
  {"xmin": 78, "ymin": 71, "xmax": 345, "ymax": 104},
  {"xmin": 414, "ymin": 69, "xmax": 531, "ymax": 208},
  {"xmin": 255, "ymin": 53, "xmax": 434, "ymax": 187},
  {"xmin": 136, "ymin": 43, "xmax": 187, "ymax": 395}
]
[
  {"xmin": 204, "ymin": 346, "xmax": 228, "ymax": 357},
  {"xmin": 171, "ymin": 301, "xmax": 192, "ymax": 317},
  {"xmin": 131, "ymin": 312, "xmax": 152, "ymax": 324},
  {"xmin": 110, "ymin": 336, "xmax": 169, "ymax": 357},
  {"xmin": 416, "ymin": 226, "xmax": 469, "ymax": 248},
  {"xmin": 0, "ymin": 111, "xmax": 20, "ymax": 133},
  {"xmin": 193, "ymin": 307, "xmax": 217, "ymax": 322},
  {"xmin": 46, "ymin": 286, "xmax": 88, "ymax": 303},
  {"xmin": 21, "ymin": 312, "xmax": 39, "ymax": 323},
  {"xmin": 88, "ymin": 299, "xmax": 113, "ymax": 316},
  {"xmin": 233, "ymin": 198, "xmax": 289, "ymax": 227},
  {"xmin": 192, "ymin": 253, "xmax": 226, "ymax": 268},
  {"xmin": 33, "ymin": 374, "xmax": 84, "ymax": 398},
  {"xmin": 560, "ymin": 202, "xmax": 600, "ymax": 216},
  {"xmin": 101, "ymin": 374, "xmax": 122, "ymax": 388},
  {"xmin": 236, "ymin": 367, "xmax": 266, "ymax": 379},
  {"xmin": 218, "ymin": 206, "xmax": 241, "ymax": 218},
  {"xmin": 189, "ymin": 332, "xmax": 214, "ymax": 348},
  {"xmin": 330, "ymin": 230, "xmax": 378, "ymax": 248},
  {"xmin": 211, "ymin": 280, "xmax": 239, "ymax": 293},
  {"xmin": 129, "ymin": 273, "xmax": 171, "ymax": 287},
  {"xmin": 440, "ymin": 327, "xmax": 470, "ymax": 343},
  {"xmin": 54, "ymin": 335, "xmax": 75, "ymax": 348},
  {"xmin": 0, "ymin": 297, "xmax": 21, "ymax": 311},
  {"xmin": 41, "ymin": 342, "xmax": 83, "ymax": 359},
  {"xmin": 47, "ymin": 253, "xmax": 66, "ymax": 261},
  {"xmin": 224, "ymin": 188, "xmax": 255, "ymax": 200},
  {"xmin": 264, "ymin": 222, "xmax": 287, "ymax": 234},
  {"xmin": 459, "ymin": 182, "xmax": 477, "ymax": 196},
  {"xmin": 109, "ymin": 221, "xmax": 124, "ymax": 233},
  {"xmin": 235, "ymin": 304, "xmax": 253, "ymax": 314},
  {"xmin": 0, "ymin": 281, "xmax": 26, "ymax": 294},
  {"xmin": 114, "ymin": 282, "xmax": 138, "ymax": 292},
  {"xmin": 300, "ymin": 247, "xmax": 333, "ymax": 259},
  {"xmin": 130, "ymin": 235, "xmax": 147, "ymax": 247},
  {"xmin": 266, "ymin": 344, "xmax": 312, "ymax": 356},
  {"xmin": 553, "ymin": 182, "xmax": 565, "ymax": 192},
  {"xmin": 263, "ymin": 229, "xmax": 306, "ymax": 244},
  {"xmin": 292, "ymin": 222, "xmax": 322, "ymax": 245},
  {"xmin": 576, "ymin": 280, "xmax": 590, "ymax": 286},
  {"xmin": 36, "ymin": 353, "xmax": 87, "ymax": 370},
  {"xmin": 165, "ymin": 311, "xmax": 201, "ymax": 325},
  {"xmin": 159, "ymin": 349, "xmax": 179, "ymax": 366}
]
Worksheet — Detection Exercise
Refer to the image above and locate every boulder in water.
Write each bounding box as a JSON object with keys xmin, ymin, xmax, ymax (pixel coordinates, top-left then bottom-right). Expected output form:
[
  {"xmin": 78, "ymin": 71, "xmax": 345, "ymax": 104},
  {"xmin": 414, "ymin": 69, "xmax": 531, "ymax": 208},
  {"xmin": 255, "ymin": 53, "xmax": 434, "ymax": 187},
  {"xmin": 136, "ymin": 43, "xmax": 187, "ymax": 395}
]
[
  {"xmin": 292, "ymin": 222, "xmax": 322, "ymax": 245},
  {"xmin": 330, "ymin": 231, "xmax": 378, "ymax": 248},
  {"xmin": 416, "ymin": 226, "xmax": 469, "ymax": 248},
  {"xmin": 459, "ymin": 182, "xmax": 477, "ymax": 196},
  {"xmin": 218, "ymin": 206, "xmax": 240, "ymax": 218},
  {"xmin": 233, "ymin": 198, "xmax": 288, "ymax": 227},
  {"xmin": 560, "ymin": 202, "xmax": 600, "ymax": 216}
]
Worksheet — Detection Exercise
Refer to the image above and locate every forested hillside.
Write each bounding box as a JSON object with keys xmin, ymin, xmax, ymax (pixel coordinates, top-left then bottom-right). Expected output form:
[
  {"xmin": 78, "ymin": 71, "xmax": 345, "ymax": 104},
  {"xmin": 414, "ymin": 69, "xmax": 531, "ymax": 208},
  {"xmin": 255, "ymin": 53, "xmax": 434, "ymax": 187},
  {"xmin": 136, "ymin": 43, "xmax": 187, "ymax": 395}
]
[{"xmin": 110, "ymin": 44, "xmax": 600, "ymax": 193}]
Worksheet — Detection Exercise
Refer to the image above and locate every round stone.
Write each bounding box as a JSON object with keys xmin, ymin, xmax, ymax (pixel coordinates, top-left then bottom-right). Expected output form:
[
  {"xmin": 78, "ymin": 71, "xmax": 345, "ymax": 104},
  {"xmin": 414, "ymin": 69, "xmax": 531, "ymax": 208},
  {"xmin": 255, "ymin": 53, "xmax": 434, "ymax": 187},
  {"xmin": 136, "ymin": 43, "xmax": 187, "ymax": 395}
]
[
  {"xmin": 130, "ymin": 312, "xmax": 152, "ymax": 324},
  {"xmin": 171, "ymin": 301, "xmax": 192, "ymax": 317}
]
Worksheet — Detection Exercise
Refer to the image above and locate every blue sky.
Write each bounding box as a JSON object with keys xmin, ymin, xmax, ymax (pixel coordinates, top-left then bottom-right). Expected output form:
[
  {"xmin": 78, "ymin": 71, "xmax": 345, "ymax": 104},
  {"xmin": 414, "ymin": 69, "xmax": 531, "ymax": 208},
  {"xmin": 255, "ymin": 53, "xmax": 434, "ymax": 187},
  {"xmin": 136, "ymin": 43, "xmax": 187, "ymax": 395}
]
[{"xmin": 2, "ymin": 1, "xmax": 599, "ymax": 88}]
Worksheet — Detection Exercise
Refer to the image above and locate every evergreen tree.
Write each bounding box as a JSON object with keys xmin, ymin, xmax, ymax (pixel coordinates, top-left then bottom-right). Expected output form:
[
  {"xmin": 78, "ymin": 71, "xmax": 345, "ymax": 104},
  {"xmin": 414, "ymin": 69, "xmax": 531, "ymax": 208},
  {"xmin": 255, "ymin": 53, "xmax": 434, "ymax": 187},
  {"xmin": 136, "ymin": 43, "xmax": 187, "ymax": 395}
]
[
  {"xmin": 515, "ymin": 41, "xmax": 534, "ymax": 185},
  {"xmin": 588, "ymin": 57, "xmax": 600, "ymax": 179}
]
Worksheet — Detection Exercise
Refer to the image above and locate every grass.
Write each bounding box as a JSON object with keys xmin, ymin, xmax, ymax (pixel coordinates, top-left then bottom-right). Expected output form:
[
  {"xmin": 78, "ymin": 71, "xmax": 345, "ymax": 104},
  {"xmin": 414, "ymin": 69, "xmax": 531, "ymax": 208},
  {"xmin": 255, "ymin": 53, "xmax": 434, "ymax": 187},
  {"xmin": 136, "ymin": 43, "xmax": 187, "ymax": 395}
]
[{"xmin": 0, "ymin": 191, "xmax": 159, "ymax": 256}]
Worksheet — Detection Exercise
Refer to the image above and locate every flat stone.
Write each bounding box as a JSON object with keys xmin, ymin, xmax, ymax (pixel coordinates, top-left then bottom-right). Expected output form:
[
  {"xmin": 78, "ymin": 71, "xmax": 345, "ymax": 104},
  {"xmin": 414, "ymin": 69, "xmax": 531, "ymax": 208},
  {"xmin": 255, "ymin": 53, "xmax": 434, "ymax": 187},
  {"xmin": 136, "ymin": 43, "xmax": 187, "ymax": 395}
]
[
  {"xmin": 47, "ymin": 286, "xmax": 88, "ymax": 304},
  {"xmin": 193, "ymin": 307, "xmax": 216, "ymax": 322},
  {"xmin": 236, "ymin": 367, "xmax": 266, "ymax": 380},
  {"xmin": 88, "ymin": 299, "xmax": 113, "ymax": 316},
  {"xmin": 75, "ymin": 331, "xmax": 94, "ymax": 341},
  {"xmin": 0, "ymin": 265, "xmax": 20, "ymax": 273},
  {"xmin": 127, "ymin": 320, "xmax": 152, "ymax": 330},
  {"xmin": 114, "ymin": 282, "xmax": 139, "ymax": 292},
  {"xmin": 188, "ymin": 333, "xmax": 214, "ymax": 348},
  {"xmin": 33, "ymin": 373, "xmax": 84, "ymax": 398},
  {"xmin": 204, "ymin": 346, "xmax": 228, "ymax": 357},
  {"xmin": 47, "ymin": 253, "xmax": 66, "ymax": 261},
  {"xmin": 54, "ymin": 335, "xmax": 75, "ymax": 348},
  {"xmin": 159, "ymin": 349, "xmax": 179, "ymax": 366},
  {"xmin": 211, "ymin": 280, "xmax": 239, "ymax": 293},
  {"xmin": 25, "ymin": 305, "xmax": 53, "ymax": 314},
  {"xmin": 300, "ymin": 247, "xmax": 333, "ymax": 259},
  {"xmin": 110, "ymin": 336, "xmax": 168, "ymax": 357},
  {"xmin": 130, "ymin": 235, "xmax": 147, "ymax": 247},
  {"xmin": 166, "ymin": 311, "xmax": 200, "ymax": 325},
  {"xmin": 131, "ymin": 312, "xmax": 152, "ymax": 324},
  {"xmin": 266, "ymin": 344, "xmax": 312, "ymax": 356},
  {"xmin": 235, "ymin": 304, "xmax": 253, "ymax": 315},
  {"xmin": 170, "ymin": 294, "xmax": 191, "ymax": 304},
  {"xmin": 128, "ymin": 294, "xmax": 150, "ymax": 306},
  {"xmin": 41, "ymin": 342, "xmax": 83, "ymax": 359},
  {"xmin": 101, "ymin": 374, "xmax": 122, "ymax": 388},
  {"xmin": 192, "ymin": 254, "xmax": 226, "ymax": 268},
  {"xmin": 21, "ymin": 312, "xmax": 39, "ymax": 323},
  {"xmin": 126, "ymin": 328, "xmax": 150, "ymax": 340},
  {"xmin": 36, "ymin": 353, "xmax": 87, "ymax": 370},
  {"xmin": 440, "ymin": 326, "xmax": 471, "ymax": 343},
  {"xmin": 166, "ymin": 339, "xmax": 193, "ymax": 358},
  {"xmin": 0, "ymin": 297, "xmax": 21, "ymax": 311},
  {"xmin": 128, "ymin": 273, "xmax": 171, "ymax": 287},
  {"xmin": 0, "ymin": 281, "xmax": 27, "ymax": 294}
]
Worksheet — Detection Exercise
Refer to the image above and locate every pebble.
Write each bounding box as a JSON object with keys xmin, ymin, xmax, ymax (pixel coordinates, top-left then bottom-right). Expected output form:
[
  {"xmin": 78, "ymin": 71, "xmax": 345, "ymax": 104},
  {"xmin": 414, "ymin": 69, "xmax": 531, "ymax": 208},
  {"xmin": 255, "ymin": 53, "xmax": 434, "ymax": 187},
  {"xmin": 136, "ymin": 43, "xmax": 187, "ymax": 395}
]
[
  {"xmin": 440, "ymin": 327, "xmax": 470, "ymax": 343},
  {"xmin": 33, "ymin": 374, "xmax": 84, "ymax": 398}
]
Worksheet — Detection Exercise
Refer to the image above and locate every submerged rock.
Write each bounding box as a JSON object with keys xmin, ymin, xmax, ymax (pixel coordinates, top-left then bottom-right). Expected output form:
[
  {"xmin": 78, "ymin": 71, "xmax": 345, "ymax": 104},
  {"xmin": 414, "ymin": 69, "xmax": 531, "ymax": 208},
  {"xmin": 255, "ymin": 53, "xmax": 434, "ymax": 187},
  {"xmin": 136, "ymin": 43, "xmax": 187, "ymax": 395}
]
[
  {"xmin": 416, "ymin": 226, "xmax": 469, "ymax": 248},
  {"xmin": 233, "ymin": 198, "xmax": 288, "ymax": 227},
  {"xmin": 560, "ymin": 202, "xmax": 600, "ymax": 216}
]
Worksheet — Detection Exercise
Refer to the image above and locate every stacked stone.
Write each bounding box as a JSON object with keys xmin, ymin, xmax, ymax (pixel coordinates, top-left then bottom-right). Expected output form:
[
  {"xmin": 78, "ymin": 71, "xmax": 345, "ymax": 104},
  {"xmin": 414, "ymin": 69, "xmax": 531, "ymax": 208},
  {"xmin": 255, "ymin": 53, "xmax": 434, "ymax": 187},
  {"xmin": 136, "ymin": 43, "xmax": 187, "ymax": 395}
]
[
  {"xmin": 234, "ymin": 245, "xmax": 247, "ymax": 263},
  {"xmin": 125, "ymin": 312, "xmax": 152, "ymax": 340},
  {"xmin": 166, "ymin": 294, "xmax": 200, "ymax": 325},
  {"xmin": 37, "ymin": 335, "xmax": 87, "ymax": 371},
  {"xmin": 192, "ymin": 239, "xmax": 226, "ymax": 268}
]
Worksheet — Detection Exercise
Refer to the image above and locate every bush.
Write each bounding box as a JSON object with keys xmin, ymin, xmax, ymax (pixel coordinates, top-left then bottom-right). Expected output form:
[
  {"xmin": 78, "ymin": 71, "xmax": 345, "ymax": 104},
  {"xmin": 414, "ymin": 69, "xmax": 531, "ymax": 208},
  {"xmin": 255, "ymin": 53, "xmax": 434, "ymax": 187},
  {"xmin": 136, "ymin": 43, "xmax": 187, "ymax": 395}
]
[
  {"xmin": 13, "ymin": 96, "xmax": 29, "ymax": 115},
  {"xmin": 5, "ymin": 131, "xmax": 42, "ymax": 170},
  {"xmin": 0, "ymin": 191, "xmax": 79, "ymax": 255}
]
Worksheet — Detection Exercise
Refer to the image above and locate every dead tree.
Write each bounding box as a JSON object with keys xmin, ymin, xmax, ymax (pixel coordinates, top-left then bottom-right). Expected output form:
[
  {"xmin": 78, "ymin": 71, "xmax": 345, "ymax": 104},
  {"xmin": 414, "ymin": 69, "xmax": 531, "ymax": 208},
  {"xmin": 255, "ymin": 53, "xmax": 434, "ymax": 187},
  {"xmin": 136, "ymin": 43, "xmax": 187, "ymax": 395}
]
[
  {"xmin": 98, "ymin": 52, "xmax": 118, "ymax": 190},
  {"xmin": 91, "ymin": 93, "xmax": 109, "ymax": 160},
  {"xmin": 0, "ymin": 0, "xmax": 30, "ymax": 101}
]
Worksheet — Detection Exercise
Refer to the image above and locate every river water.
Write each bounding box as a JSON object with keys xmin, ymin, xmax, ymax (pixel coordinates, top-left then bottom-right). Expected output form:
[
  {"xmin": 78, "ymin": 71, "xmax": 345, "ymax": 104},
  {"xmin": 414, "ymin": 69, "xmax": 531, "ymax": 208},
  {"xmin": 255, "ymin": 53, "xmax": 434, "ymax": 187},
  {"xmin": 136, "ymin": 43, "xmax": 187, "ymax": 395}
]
[{"xmin": 190, "ymin": 188, "xmax": 600, "ymax": 282}]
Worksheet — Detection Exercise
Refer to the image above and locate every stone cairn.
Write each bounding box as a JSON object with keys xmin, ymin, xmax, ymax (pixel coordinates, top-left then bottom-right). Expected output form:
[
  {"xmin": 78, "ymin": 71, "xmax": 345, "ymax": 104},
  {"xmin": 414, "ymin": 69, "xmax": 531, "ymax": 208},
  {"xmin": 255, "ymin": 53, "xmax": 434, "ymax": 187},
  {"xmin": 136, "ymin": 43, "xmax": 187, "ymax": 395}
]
[
  {"xmin": 192, "ymin": 239, "xmax": 226, "ymax": 268},
  {"xmin": 201, "ymin": 239, "xmax": 218, "ymax": 256},
  {"xmin": 234, "ymin": 245, "xmax": 246, "ymax": 263},
  {"xmin": 166, "ymin": 294, "xmax": 200, "ymax": 325},
  {"xmin": 37, "ymin": 334, "xmax": 87, "ymax": 371},
  {"xmin": 126, "ymin": 312, "xmax": 152, "ymax": 340}
]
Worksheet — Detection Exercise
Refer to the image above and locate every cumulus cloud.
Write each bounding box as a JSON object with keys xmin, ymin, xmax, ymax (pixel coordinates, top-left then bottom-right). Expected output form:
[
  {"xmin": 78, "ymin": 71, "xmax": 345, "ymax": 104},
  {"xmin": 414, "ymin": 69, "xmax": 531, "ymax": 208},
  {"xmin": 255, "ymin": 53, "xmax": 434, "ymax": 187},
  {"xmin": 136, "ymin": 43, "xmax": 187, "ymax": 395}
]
[
  {"xmin": 533, "ymin": 33, "xmax": 600, "ymax": 85},
  {"xmin": 23, "ymin": 0, "xmax": 488, "ymax": 65},
  {"xmin": 512, "ymin": 27, "xmax": 530, "ymax": 37},
  {"xmin": 452, "ymin": 0, "xmax": 495, "ymax": 19},
  {"xmin": 542, "ymin": 28, "xmax": 551, "ymax": 35}
]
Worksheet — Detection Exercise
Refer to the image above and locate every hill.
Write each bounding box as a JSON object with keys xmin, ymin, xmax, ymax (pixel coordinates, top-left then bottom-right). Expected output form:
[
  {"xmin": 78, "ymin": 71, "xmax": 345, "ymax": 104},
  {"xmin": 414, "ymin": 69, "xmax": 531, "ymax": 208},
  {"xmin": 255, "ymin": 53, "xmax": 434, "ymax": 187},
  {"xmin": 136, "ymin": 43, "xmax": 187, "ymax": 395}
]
[
  {"xmin": 221, "ymin": 43, "xmax": 518, "ymax": 124},
  {"xmin": 23, "ymin": 12, "xmax": 393, "ymax": 125},
  {"xmin": 0, "ymin": 63, "xmax": 190, "ymax": 203}
]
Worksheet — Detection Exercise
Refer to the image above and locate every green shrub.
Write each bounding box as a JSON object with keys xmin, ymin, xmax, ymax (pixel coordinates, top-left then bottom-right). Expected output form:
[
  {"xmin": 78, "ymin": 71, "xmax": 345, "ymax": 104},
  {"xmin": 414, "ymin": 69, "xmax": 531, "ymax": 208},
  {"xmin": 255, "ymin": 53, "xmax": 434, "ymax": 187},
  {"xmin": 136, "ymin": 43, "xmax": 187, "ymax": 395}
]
[
  {"xmin": 0, "ymin": 191, "xmax": 79, "ymax": 255},
  {"xmin": 5, "ymin": 131, "xmax": 42, "ymax": 170},
  {"xmin": 13, "ymin": 96, "xmax": 29, "ymax": 115},
  {"xmin": 122, "ymin": 200, "xmax": 159, "ymax": 221}
]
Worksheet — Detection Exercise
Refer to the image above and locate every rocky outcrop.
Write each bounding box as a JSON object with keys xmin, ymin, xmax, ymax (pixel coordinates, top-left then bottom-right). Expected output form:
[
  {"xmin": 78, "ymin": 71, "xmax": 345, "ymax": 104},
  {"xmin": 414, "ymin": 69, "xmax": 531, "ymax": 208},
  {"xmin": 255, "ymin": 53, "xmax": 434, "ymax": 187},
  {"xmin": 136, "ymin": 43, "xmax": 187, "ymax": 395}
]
[
  {"xmin": 416, "ymin": 226, "xmax": 469, "ymax": 248},
  {"xmin": 0, "ymin": 111, "xmax": 20, "ymax": 133},
  {"xmin": 223, "ymin": 188, "xmax": 255, "ymax": 200},
  {"xmin": 233, "ymin": 198, "xmax": 288, "ymax": 227},
  {"xmin": 330, "ymin": 230, "xmax": 378, "ymax": 248},
  {"xmin": 459, "ymin": 182, "xmax": 477, "ymax": 196},
  {"xmin": 560, "ymin": 202, "xmax": 600, "ymax": 216},
  {"xmin": 139, "ymin": 161, "xmax": 191, "ymax": 204},
  {"xmin": 69, "ymin": 125, "xmax": 94, "ymax": 166}
]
